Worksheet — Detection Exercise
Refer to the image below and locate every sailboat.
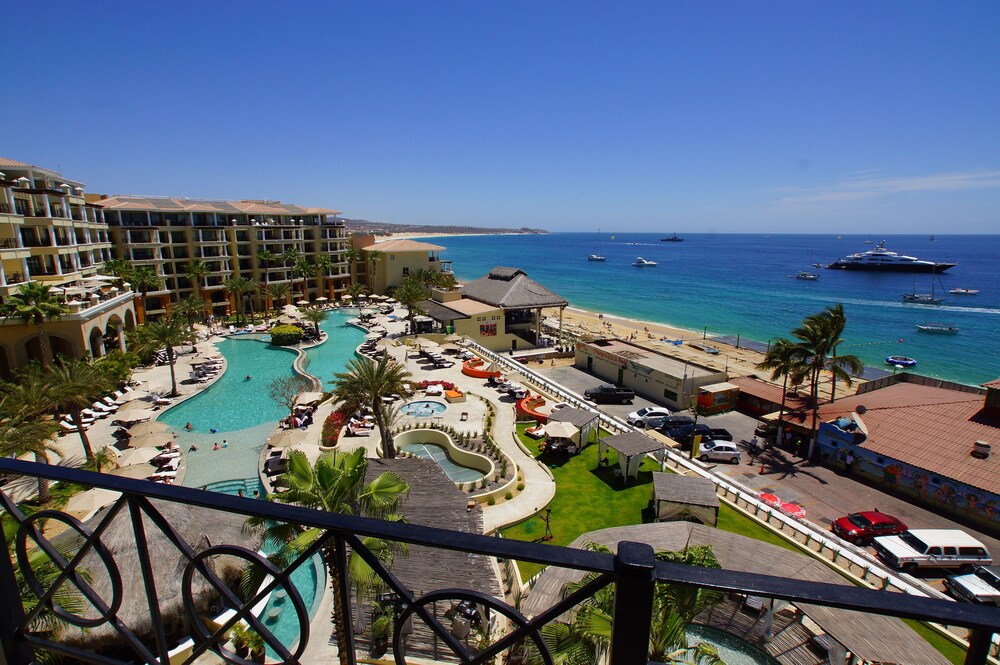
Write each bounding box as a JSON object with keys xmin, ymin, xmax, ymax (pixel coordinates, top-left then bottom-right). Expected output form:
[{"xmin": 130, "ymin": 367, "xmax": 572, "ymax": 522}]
[
  {"xmin": 587, "ymin": 229, "xmax": 606, "ymax": 262},
  {"xmin": 902, "ymin": 276, "xmax": 944, "ymax": 305}
]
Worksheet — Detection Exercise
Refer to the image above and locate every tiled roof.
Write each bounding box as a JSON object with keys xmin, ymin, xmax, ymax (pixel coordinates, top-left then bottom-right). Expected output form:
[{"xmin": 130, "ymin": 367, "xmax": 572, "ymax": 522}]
[
  {"xmin": 817, "ymin": 383, "xmax": 999, "ymax": 494},
  {"xmin": 729, "ymin": 376, "xmax": 811, "ymax": 409},
  {"xmin": 96, "ymin": 195, "xmax": 338, "ymax": 215},
  {"xmin": 0, "ymin": 157, "xmax": 36, "ymax": 168},
  {"xmin": 981, "ymin": 378, "xmax": 1000, "ymax": 389},
  {"xmin": 461, "ymin": 266, "xmax": 568, "ymax": 310},
  {"xmin": 360, "ymin": 239, "xmax": 446, "ymax": 252},
  {"xmin": 442, "ymin": 298, "xmax": 497, "ymax": 315}
]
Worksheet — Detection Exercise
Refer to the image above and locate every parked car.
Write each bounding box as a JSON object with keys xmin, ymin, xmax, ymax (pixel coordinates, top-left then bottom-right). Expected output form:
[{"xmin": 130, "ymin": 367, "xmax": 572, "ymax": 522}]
[
  {"xmin": 872, "ymin": 529, "xmax": 992, "ymax": 573},
  {"xmin": 627, "ymin": 406, "xmax": 672, "ymax": 427},
  {"xmin": 584, "ymin": 384, "xmax": 635, "ymax": 404},
  {"xmin": 945, "ymin": 565, "xmax": 1000, "ymax": 605},
  {"xmin": 654, "ymin": 415, "xmax": 695, "ymax": 430},
  {"xmin": 661, "ymin": 423, "xmax": 712, "ymax": 445},
  {"xmin": 831, "ymin": 511, "xmax": 908, "ymax": 545},
  {"xmin": 697, "ymin": 441, "xmax": 741, "ymax": 464}
]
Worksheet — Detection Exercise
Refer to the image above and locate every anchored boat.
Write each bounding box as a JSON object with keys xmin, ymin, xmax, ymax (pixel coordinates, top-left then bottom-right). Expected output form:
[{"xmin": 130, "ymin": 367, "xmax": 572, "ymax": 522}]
[
  {"xmin": 885, "ymin": 355, "xmax": 918, "ymax": 367},
  {"xmin": 916, "ymin": 323, "xmax": 959, "ymax": 334},
  {"xmin": 631, "ymin": 257, "xmax": 657, "ymax": 267},
  {"xmin": 828, "ymin": 240, "xmax": 956, "ymax": 273}
]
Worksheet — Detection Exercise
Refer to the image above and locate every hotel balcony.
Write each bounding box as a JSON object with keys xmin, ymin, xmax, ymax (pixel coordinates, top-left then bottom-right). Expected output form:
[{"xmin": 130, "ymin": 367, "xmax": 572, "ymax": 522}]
[{"xmin": 0, "ymin": 459, "xmax": 997, "ymax": 665}]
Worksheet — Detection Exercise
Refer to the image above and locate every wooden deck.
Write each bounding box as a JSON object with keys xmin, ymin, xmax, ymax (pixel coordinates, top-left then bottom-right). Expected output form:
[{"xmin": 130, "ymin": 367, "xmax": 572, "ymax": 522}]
[{"xmin": 698, "ymin": 595, "xmax": 827, "ymax": 665}]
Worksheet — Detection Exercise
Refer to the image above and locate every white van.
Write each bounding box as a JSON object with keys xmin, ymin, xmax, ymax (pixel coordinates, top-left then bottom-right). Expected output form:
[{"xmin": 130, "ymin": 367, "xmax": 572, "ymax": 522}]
[{"xmin": 872, "ymin": 529, "xmax": 992, "ymax": 573}]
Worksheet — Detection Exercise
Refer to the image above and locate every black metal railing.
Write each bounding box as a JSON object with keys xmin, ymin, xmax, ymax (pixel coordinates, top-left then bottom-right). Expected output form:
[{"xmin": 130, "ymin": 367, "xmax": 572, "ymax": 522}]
[{"xmin": 0, "ymin": 459, "xmax": 997, "ymax": 665}]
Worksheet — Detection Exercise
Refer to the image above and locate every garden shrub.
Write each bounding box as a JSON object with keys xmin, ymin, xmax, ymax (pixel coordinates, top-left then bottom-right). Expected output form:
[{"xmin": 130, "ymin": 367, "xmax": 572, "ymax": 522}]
[
  {"xmin": 270, "ymin": 324, "xmax": 304, "ymax": 346},
  {"xmin": 321, "ymin": 410, "xmax": 349, "ymax": 447}
]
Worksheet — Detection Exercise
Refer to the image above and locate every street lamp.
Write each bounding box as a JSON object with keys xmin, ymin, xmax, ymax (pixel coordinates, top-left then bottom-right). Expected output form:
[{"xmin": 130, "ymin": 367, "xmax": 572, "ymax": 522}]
[{"xmin": 542, "ymin": 508, "xmax": 553, "ymax": 541}]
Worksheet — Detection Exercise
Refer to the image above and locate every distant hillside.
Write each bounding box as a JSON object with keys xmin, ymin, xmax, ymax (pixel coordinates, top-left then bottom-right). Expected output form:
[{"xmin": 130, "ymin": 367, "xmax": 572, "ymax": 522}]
[{"xmin": 337, "ymin": 217, "xmax": 547, "ymax": 237}]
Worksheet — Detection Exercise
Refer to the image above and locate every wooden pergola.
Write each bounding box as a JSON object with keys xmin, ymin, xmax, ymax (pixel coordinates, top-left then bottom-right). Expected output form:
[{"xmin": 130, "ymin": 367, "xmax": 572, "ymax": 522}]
[
  {"xmin": 598, "ymin": 431, "xmax": 665, "ymax": 483},
  {"xmin": 650, "ymin": 472, "xmax": 720, "ymax": 526}
]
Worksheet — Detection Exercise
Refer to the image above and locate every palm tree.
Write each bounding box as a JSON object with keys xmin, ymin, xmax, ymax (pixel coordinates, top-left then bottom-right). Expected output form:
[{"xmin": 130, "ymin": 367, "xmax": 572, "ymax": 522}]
[
  {"xmin": 1, "ymin": 282, "xmax": 69, "ymax": 368},
  {"xmin": 244, "ymin": 448, "xmax": 409, "ymax": 665},
  {"xmin": 315, "ymin": 254, "xmax": 336, "ymax": 299},
  {"xmin": 183, "ymin": 259, "xmax": 211, "ymax": 300},
  {"xmin": 129, "ymin": 266, "xmax": 162, "ymax": 322},
  {"xmin": 281, "ymin": 246, "xmax": 301, "ymax": 274},
  {"xmin": 392, "ymin": 277, "xmax": 427, "ymax": 334},
  {"xmin": 172, "ymin": 296, "xmax": 211, "ymax": 332},
  {"xmin": 365, "ymin": 249, "xmax": 382, "ymax": 291},
  {"xmin": 103, "ymin": 258, "xmax": 134, "ymax": 287},
  {"xmin": 540, "ymin": 542, "xmax": 724, "ymax": 665},
  {"xmin": 347, "ymin": 283, "xmax": 368, "ymax": 317},
  {"xmin": 256, "ymin": 249, "xmax": 276, "ymax": 285},
  {"xmin": 266, "ymin": 282, "xmax": 292, "ymax": 314},
  {"xmin": 431, "ymin": 270, "xmax": 457, "ymax": 291},
  {"xmin": 0, "ymin": 369, "xmax": 60, "ymax": 502},
  {"xmin": 756, "ymin": 337, "xmax": 805, "ymax": 442},
  {"xmin": 302, "ymin": 307, "xmax": 328, "ymax": 335},
  {"xmin": 47, "ymin": 358, "xmax": 114, "ymax": 463},
  {"xmin": 292, "ymin": 258, "xmax": 314, "ymax": 301},
  {"xmin": 136, "ymin": 316, "xmax": 195, "ymax": 396},
  {"xmin": 344, "ymin": 247, "xmax": 362, "ymax": 286},
  {"xmin": 224, "ymin": 276, "xmax": 258, "ymax": 325},
  {"xmin": 331, "ymin": 356, "xmax": 410, "ymax": 459}
]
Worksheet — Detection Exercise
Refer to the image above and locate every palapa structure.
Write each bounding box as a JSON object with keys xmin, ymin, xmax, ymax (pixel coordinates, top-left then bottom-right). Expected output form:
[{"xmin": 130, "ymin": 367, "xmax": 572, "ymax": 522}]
[
  {"xmin": 650, "ymin": 472, "xmax": 720, "ymax": 526},
  {"xmin": 598, "ymin": 431, "xmax": 665, "ymax": 482},
  {"xmin": 547, "ymin": 407, "xmax": 600, "ymax": 446}
]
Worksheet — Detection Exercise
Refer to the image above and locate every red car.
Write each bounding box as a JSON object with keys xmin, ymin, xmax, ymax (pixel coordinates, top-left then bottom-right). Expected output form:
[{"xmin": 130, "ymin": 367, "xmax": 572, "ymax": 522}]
[{"xmin": 831, "ymin": 511, "xmax": 908, "ymax": 545}]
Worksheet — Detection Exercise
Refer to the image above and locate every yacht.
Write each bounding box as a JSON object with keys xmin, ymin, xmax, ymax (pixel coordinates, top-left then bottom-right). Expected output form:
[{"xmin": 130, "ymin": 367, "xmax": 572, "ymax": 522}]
[
  {"xmin": 827, "ymin": 241, "xmax": 956, "ymax": 273},
  {"xmin": 631, "ymin": 257, "xmax": 657, "ymax": 267},
  {"xmin": 587, "ymin": 254, "xmax": 606, "ymax": 262},
  {"xmin": 795, "ymin": 271, "xmax": 819, "ymax": 280}
]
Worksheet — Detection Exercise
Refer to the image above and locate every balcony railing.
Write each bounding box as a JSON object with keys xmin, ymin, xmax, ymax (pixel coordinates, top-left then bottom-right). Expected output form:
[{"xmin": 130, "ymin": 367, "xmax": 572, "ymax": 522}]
[{"xmin": 0, "ymin": 459, "xmax": 997, "ymax": 665}]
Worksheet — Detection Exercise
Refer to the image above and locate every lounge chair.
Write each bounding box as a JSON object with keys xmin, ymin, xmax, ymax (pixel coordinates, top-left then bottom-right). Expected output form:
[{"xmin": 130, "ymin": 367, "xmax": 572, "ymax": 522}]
[
  {"xmin": 81, "ymin": 408, "xmax": 107, "ymax": 420},
  {"xmin": 150, "ymin": 470, "xmax": 178, "ymax": 481},
  {"xmin": 59, "ymin": 420, "xmax": 89, "ymax": 434},
  {"xmin": 91, "ymin": 401, "xmax": 118, "ymax": 413}
]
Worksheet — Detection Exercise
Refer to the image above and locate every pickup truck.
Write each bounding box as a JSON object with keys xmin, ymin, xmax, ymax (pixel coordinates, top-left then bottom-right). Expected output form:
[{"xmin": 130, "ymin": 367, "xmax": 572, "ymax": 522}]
[{"xmin": 584, "ymin": 384, "xmax": 635, "ymax": 404}]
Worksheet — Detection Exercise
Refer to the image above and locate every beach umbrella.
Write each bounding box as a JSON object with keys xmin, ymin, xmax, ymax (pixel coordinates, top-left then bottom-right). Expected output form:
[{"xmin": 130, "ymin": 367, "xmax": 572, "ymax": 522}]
[
  {"xmin": 128, "ymin": 432, "xmax": 174, "ymax": 449},
  {"xmin": 342, "ymin": 294, "xmax": 353, "ymax": 301},
  {"xmin": 296, "ymin": 300, "xmax": 310, "ymax": 306},
  {"xmin": 315, "ymin": 296, "xmax": 328, "ymax": 302},
  {"xmin": 108, "ymin": 463, "xmax": 156, "ymax": 479},
  {"xmin": 116, "ymin": 447, "xmax": 161, "ymax": 466},
  {"xmin": 545, "ymin": 422, "xmax": 579, "ymax": 441},
  {"xmin": 118, "ymin": 399, "xmax": 153, "ymax": 413},
  {"xmin": 116, "ymin": 390, "xmax": 150, "ymax": 404},
  {"xmin": 485, "ymin": 361, "xmax": 499, "ymax": 374},
  {"xmin": 365, "ymin": 332, "xmax": 382, "ymax": 341},
  {"xmin": 269, "ymin": 429, "xmax": 307, "ymax": 448},
  {"xmin": 127, "ymin": 421, "xmax": 169, "ymax": 436},
  {"xmin": 295, "ymin": 391, "xmax": 324, "ymax": 406},
  {"xmin": 444, "ymin": 334, "xmax": 463, "ymax": 342},
  {"xmin": 119, "ymin": 408, "xmax": 157, "ymax": 422},
  {"xmin": 63, "ymin": 488, "xmax": 122, "ymax": 514}
]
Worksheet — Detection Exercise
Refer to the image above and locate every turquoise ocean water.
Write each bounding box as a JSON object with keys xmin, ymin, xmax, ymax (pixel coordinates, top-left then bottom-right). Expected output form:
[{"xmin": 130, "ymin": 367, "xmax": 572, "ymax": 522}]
[{"xmin": 438, "ymin": 233, "xmax": 1000, "ymax": 386}]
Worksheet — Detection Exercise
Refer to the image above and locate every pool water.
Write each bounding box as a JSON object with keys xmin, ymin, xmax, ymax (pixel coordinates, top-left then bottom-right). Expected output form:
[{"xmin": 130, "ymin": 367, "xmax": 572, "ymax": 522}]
[
  {"xmin": 302, "ymin": 312, "xmax": 367, "ymax": 389},
  {"xmin": 687, "ymin": 625, "xmax": 779, "ymax": 665},
  {"xmin": 401, "ymin": 442, "xmax": 484, "ymax": 484},
  {"xmin": 400, "ymin": 400, "xmax": 447, "ymax": 417}
]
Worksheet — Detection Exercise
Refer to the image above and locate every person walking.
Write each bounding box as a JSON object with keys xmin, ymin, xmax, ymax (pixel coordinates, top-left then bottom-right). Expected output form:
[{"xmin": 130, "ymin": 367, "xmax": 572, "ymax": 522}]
[{"xmin": 845, "ymin": 451, "xmax": 855, "ymax": 475}]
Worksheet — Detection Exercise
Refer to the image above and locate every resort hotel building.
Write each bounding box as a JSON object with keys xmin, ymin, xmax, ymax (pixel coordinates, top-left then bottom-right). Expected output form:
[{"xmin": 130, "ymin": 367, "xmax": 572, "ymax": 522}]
[
  {"xmin": 0, "ymin": 158, "xmax": 135, "ymax": 377},
  {"xmin": 349, "ymin": 235, "xmax": 452, "ymax": 292}
]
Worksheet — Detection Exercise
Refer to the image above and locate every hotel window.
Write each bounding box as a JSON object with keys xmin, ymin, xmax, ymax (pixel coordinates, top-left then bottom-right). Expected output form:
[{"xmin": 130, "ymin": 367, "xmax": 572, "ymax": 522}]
[{"xmin": 402, "ymin": 267, "xmax": 409, "ymax": 275}]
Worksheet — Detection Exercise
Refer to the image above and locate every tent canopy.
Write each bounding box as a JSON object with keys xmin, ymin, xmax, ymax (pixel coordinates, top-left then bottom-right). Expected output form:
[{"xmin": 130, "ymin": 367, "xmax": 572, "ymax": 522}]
[
  {"xmin": 545, "ymin": 421, "xmax": 579, "ymax": 441},
  {"xmin": 598, "ymin": 432, "xmax": 664, "ymax": 482},
  {"xmin": 651, "ymin": 472, "xmax": 720, "ymax": 526}
]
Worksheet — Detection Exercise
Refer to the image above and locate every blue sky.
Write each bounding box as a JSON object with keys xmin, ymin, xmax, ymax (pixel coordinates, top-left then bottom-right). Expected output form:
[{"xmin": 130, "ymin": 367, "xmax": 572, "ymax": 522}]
[{"xmin": 4, "ymin": 1, "xmax": 999, "ymax": 233}]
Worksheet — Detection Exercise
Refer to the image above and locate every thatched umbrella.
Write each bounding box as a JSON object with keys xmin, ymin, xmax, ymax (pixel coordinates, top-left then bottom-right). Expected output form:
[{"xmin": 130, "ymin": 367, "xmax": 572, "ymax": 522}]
[
  {"xmin": 118, "ymin": 400, "xmax": 152, "ymax": 414},
  {"xmin": 115, "ymin": 390, "xmax": 150, "ymax": 403},
  {"xmin": 118, "ymin": 408, "xmax": 157, "ymax": 422},
  {"xmin": 55, "ymin": 499, "xmax": 263, "ymax": 651},
  {"xmin": 108, "ymin": 463, "xmax": 157, "ymax": 479},
  {"xmin": 268, "ymin": 429, "xmax": 307, "ymax": 448},
  {"xmin": 128, "ymin": 421, "xmax": 170, "ymax": 437},
  {"xmin": 63, "ymin": 488, "xmax": 122, "ymax": 514},
  {"xmin": 128, "ymin": 433, "xmax": 174, "ymax": 449},
  {"xmin": 116, "ymin": 448, "xmax": 161, "ymax": 467}
]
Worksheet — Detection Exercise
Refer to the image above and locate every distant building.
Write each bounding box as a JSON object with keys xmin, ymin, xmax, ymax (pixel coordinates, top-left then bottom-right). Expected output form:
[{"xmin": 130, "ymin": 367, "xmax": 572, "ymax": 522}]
[
  {"xmin": 815, "ymin": 375, "xmax": 1000, "ymax": 531},
  {"xmin": 352, "ymin": 235, "xmax": 451, "ymax": 294},
  {"xmin": 0, "ymin": 158, "xmax": 135, "ymax": 377}
]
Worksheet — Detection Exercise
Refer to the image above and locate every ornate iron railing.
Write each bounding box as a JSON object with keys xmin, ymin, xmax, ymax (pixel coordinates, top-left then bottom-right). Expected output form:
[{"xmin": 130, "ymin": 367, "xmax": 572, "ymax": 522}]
[{"xmin": 0, "ymin": 458, "xmax": 998, "ymax": 665}]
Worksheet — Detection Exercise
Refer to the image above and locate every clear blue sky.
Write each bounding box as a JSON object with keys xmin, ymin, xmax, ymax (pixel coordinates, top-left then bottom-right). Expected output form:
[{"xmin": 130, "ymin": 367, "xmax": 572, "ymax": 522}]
[{"xmin": 5, "ymin": 1, "xmax": 999, "ymax": 233}]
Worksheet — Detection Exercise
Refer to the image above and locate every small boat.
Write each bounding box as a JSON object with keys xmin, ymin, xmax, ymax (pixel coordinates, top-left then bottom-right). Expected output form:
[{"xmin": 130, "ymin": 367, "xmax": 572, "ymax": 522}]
[
  {"xmin": 949, "ymin": 288, "xmax": 979, "ymax": 295},
  {"xmin": 885, "ymin": 355, "xmax": 917, "ymax": 367},
  {"xmin": 795, "ymin": 271, "xmax": 819, "ymax": 280},
  {"xmin": 812, "ymin": 263, "xmax": 824, "ymax": 268},
  {"xmin": 902, "ymin": 277, "xmax": 943, "ymax": 305},
  {"xmin": 587, "ymin": 254, "xmax": 606, "ymax": 262},
  {"xmin": 916, "ymin": 323, "xmax": 959, "ymax": 334},
  {"xmin": 632, "ymin": 257, "xmax": 657, "ymax": 267},
  {"xmin": 660, "ymin": 234, "xmax": 683, "ymax": 242}
]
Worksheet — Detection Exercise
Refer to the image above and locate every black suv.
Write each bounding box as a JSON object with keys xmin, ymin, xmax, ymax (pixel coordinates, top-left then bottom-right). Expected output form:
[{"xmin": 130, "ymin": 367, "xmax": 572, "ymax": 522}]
[
  {"xmin": 584, "ymin": 384, "xmax": 635, "ymax": 404},
  {"xmin": 653, "ymin": 415, "xmax": 695, "ymax": 430}
]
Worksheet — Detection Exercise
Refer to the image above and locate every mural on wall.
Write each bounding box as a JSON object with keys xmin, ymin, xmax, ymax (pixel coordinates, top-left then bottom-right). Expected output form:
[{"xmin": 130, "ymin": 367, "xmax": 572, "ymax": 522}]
[{"xmin": 479, "ymin": 323, "xmax": 496, "ymax": 337}]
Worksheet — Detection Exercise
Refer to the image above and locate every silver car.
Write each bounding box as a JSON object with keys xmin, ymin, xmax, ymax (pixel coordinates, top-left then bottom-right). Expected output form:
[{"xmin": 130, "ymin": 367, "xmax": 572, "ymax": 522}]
[
  {"xmin": 627, "ymin": 406, "xmax": 672, "ymax": 427},
  {"xmin": 698, "ymin": 441, "xmax": 741, "ymax": 464}
]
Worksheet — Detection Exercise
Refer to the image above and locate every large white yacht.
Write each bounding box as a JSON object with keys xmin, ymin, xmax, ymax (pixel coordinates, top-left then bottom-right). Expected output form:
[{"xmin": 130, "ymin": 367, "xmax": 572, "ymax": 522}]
[{"xmin": 826, "ymin": 241, "xmax": 955, "ymax": 273}]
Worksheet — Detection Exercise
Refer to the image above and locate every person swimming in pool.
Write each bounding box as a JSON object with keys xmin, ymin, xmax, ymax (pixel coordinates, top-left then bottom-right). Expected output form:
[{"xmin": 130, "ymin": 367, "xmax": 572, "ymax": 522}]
[
  {"xmin": 185, "ymin": 422, "xmax": 193, "ymax": 431},
  {"xmin": 244, "ymin": 375, "xmax": 252, "ymax": 381}
]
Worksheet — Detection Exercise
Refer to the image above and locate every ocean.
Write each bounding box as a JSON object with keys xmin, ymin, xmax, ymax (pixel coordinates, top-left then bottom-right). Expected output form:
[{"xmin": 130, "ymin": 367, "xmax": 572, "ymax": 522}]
[{"xmin": 435, "ymin": 233, "xmax": 1000, "ymax": 387}]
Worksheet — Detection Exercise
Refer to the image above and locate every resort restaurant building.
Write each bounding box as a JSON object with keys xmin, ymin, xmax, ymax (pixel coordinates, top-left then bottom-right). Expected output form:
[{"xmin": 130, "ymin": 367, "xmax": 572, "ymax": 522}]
[
  {"xmin": 575, "ymin": 338, "xmax": 726, "ymax": 411},
  {"xmin": 0, "ymin": 158, "xmax": 136, "ymax": 378},
  {"xmin": 352, "ymin": 236, "xmax": 452, "ymax": 293},
  {"xmin": 95, "ymin": 195, "xmax": 349, "ymax": 319},
  {"xmin": 814, "ymin": 374, "xmax": 1000, "ymax": 532}
]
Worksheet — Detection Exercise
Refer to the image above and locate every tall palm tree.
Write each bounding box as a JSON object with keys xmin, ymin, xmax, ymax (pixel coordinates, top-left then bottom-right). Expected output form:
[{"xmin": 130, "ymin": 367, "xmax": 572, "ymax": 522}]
[
  {"xmin": 365, "ymin": 249, "xmax": 382, "ymax": 291},
  {"xmin": 0, "ymin": 369, "xmax": 60, "ymax": 502},
  {"xmin": 281, "ymin": 246, "xmax": 301, "ymax": 275},
  {"xmin": 347, "ymin": 283, "xmax": 368, "ymax": 317},
  {"xmin": 1, "ymin": 282, "xmax": 69, "ymax": 368},
  {"xmin": 244, "ymin": 448, "xmax": 409, "ymax": 665},
  {"xmin": 331, "ymin": 356, "xmax": 410, "ymax": 459},
  {"xmin": 47, "ymin": 358, "xmax": 114, "ymax": 463},
  {"xmin": 302, "ymin": 307, "xmax": 328, "ymax": 335},
  {"xmin": 256, "ymin": 249, "xmax": 276, "ymax": 285},
  {"xmin": 224, "ymin": 276, "xmax": 258, "ymax": 325},
  {"xmin": 315, "ymin": 254, "xmax": 335, "ymax": 299},
  {"xmin": 540, "ymin": 542, "xmax": 724, "ymax": 665},
  {"xmin": 129, "ymin": 266, "xmax": 162, "ymax": 322},
  {"xmin": 755, "ymin": 337, "xmax": 805, "ymax": 441},
  {"xmin": 171, "ymin": 295, "xmax": 211, "ymax": 332},
  {"xmin": 344, "ymin": 247, "xmax": 362, "ymax": 286},
  {"xmin": 266, "ymin": 282, "xmax": 292, "ymax": 313},
  {"xmin": 293, "ymin": 258, "xmax": 314, "ymax": 301},
  {"xmin": 137, "ymin": 316, "xmax": 195, "ymax": 396},
  {"xmin": 103, "ymin": 258, "xmax": 134, "ymax": 288},
  {"xmin": 183, "ymin": 259, "xmax": 211, "ymax": 301},
  {"xmin": 431, "ymin": 270, "xmax": 457, "ymax": 291},
  {"xmin": 392, "ymin": 277, "xmax": 427, "ymax": 334}
]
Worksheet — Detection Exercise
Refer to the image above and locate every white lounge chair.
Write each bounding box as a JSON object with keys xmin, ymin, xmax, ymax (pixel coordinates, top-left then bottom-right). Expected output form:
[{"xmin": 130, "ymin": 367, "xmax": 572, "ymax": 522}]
[
  {"xmin": 59, "ymin": 420, "xmax": 89, "ymax": 433},
  {"xmin": 150, "ymin": 469, "xmax": 178, "ymax": 481},
  {"xmin": 92, "ymin": 401, "xmax": 118, "ymax": 413}
]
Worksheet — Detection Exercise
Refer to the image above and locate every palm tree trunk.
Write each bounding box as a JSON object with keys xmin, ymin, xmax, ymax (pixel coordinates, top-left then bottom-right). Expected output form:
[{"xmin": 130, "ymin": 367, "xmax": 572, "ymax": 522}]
[
  {"xmin": 373, "ymin": 401, "xmax": 395, "ymax": 459},
  {"xmin": 323, "ymin": 544, "xmax": 354, "ymax": 665},
  {"xmin": 167, "ymin": 344, "xmax": 179, "ymax": 396},
  {"xmin": 71, "ymin": 408, "xmax": 95, "ymax": 461},
  {"xmin": 776, "ymin": 373, "xmax": 789, "ymax": 442},
  {"xmin": 34, "ymin": 452, "xmax": 51, "ymax": 503},
  {"xmin": 35, "ymin": 321, "xmax": 53, "ymax": 368}
]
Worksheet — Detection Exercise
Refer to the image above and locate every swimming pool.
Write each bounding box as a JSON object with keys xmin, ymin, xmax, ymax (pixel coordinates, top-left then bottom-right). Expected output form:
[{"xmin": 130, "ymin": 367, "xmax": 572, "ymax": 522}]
[
  {"xmin": 401, "ymin": 442, "xmax": 484, "ymax": 484},
  {"xmin": 302, "ymin": 312, "xmax": 367, "ymax": 389},
  {"xmin": 687, "ymin": 625, "xmax": 779, "ymax": 665},
  {"xmin": 399, "ymin": 400, "xmax": 447, "ymax": 417}
]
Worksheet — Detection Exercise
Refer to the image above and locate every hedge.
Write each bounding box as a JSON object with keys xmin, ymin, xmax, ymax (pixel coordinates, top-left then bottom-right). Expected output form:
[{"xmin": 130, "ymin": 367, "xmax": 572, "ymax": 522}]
[{"xmin": 270, "ymin": 324, "xmax": 304, "ymax": 346}]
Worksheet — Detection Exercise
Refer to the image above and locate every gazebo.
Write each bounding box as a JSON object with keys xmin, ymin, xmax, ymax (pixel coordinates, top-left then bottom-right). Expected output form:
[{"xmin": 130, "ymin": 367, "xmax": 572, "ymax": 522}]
[
  {"xmin": 650, "ymin": 472, "xmax": 720, "ymax": 526},
  {"xmin": 548, "ymin": 407, "xmax": 600, "ymax": 447},
  {"xmin": 597, "ymin": 431, "xmax": 665, "ymax": 482}
]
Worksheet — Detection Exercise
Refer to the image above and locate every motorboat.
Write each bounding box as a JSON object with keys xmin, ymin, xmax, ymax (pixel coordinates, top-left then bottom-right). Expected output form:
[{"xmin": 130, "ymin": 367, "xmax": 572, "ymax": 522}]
[
  {"xmin": 949, "ymin": 288, "xmax": 979, "ymax": 295},
  {"xmin": 916, "ymin": 323, "xmax": 959, "ymax": 334},
  {"xmin": 587, "ymin": 254, "xmax": 606, "ymax": 262},
  {"xmin": 827, "ymin": 240, "xmax": 955, "ymax": 273},
  {"xmin": 795, "ymin": 271, "xmax": 819, "ymax": 280},
  {"xmin": 632, "ymin": 257, "xmax": 657, "ymax": 267},
  {"xmin": 660, "ymin": 234, "xmax": 683, "ymax": 242},
  {"xmin": 902, "ymin": 277, "xmax": 943, "ymax": 305},
  {"xmin": 885, "ymin": 355, "xmax": 917, "ymax": 367}
]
